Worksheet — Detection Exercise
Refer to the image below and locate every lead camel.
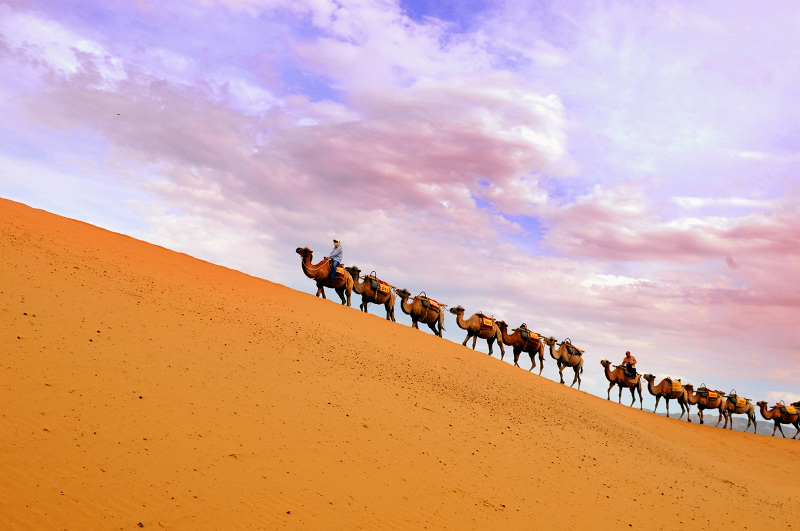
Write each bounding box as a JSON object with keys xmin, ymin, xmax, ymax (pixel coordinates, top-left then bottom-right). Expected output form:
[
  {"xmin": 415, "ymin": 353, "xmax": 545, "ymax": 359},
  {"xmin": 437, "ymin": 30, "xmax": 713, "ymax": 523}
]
[{"xmin": 295, "ymin": 247, "xmax": 353, "ymax": 306}]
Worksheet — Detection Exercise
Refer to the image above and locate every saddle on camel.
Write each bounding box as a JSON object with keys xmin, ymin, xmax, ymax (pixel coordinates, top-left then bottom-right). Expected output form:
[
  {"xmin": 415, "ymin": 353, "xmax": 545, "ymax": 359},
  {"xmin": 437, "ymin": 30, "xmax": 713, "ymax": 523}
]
[
  {"xmin": 514, "ymin": 323, "xmax": 539, "ymax": 346},
  {"xmin": 560, "ymin": 338, "xmax": 584, "ymax": 359},
  {"xmin": 478, "ymin": 312, "xmax": 495, "ymax": 331},
  {"xmin": 725, "ymin": 389, "xmax": 751, "ymax": 409},
  {"xmin": 364, "ymin": 271, "xmax": 392, "ymax": 295},
  {"xmin": 419, "ymin": 292, "xmax": 443, "ymax": 312},
  {"xmin": 698, "ymin": 385, "xmax": 720, "ymax": 400}
]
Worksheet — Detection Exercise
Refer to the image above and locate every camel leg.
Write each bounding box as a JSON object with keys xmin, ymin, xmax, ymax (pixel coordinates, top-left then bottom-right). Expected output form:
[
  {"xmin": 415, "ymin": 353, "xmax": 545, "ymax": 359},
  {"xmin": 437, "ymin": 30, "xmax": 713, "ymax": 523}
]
[
  {"xmin": 523, "ymin": 349, "xmax": 530, "ymax": 370},
  {"xmin": 411, "ymin": 319, "xmax": 419, "ymax": 330},
  {"xmin": 629, "ymin": 387, "xmax": 636, "ymax": 407},
  {"xmin": 335, "ymin": 286, "xmax": 346, "ymax": 305},
  {"xmin": 538, "ymin": 354, "xmax": 544, "ymax": 377},
  {"xmin": 653, "ymin": 396, "xmax": 661, "ymax": 415},
  {"xmin": 793, "ymin": 425, "xmax": 800, "ymax": 439},
  {"xmin": 715, "ymin": 410, "xmax": 724, "ymax": 427},
  {"xmin": 558, "ymin": 363, "xmax": 565, "ymax": 385},
  {"xmin": 665, "ymin": 399, "xmax": 670, "ymax": 418},
  {"xmin": 571, "ymin": 367, "xmax": 580, "ymax": 389},
  {"xmin": 486, "ymin": 338, "xmax": 494, "ymax": 357},
  {"xmin": 461, "ymin": 333, "xmax": 470, "ymax": 347},
  {"xmin": 698, "ymin": 409, "xmax": 704, "ymax": 424},
  {"xmin": 607, "ymin": 383, "xmax": 614, "ymax": 401},
  {"xmin": 637, "ymin": 385, "xmax": 643, "ymax": 410}
]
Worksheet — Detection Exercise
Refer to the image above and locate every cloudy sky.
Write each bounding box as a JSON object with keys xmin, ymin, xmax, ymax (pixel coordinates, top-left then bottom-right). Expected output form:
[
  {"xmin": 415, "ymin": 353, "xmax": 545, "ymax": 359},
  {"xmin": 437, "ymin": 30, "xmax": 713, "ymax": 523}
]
[{"xmin": 2, "ymin": 0, "xmax": 800, "ymax": 407}]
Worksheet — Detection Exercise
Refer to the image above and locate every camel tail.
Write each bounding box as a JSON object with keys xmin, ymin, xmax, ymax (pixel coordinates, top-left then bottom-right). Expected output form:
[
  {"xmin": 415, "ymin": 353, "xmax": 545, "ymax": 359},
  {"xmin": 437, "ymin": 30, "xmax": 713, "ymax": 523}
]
[{"xmin": 438, "ymin": 310, "xmax": 445, "ymax": 332}]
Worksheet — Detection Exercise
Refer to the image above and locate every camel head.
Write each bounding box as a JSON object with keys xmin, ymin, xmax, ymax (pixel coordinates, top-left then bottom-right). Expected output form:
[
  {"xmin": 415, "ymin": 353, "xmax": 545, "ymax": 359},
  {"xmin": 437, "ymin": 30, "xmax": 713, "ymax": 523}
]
[
  {"xmin": 684, "ymin": 383, "xmax": 694, "ymax": 392},
  {"xmin": 346, "ymin": 265, "xmax": 361, "ymax": 278},
  {"xmin": 643, "ymin": 373, "xmax": 655, "ymax": 383},
  {"xmin": 395, "ymin": 288, "xmax": 411, "ymax": 299},
  {"xmin": 295, "ymin": 247, "xmax": 312, "ymax": 259},
  {"xmin": 756, "ymin": 400, "xmax": 768, "ymax": 408},
  {"xmin": 542, "ymin": 336, "xmax": 557, "ymax": 346},
  {"xmin": 600, "ymin": 359, "xmax": 611, "ymax": 368},
  {"xmin": 495, "ymin": 320, "xmax": 507, "ymax": 332},
  {"xmin": 449, "ymin": 305, "xmax": 465, "ymax": 315}
]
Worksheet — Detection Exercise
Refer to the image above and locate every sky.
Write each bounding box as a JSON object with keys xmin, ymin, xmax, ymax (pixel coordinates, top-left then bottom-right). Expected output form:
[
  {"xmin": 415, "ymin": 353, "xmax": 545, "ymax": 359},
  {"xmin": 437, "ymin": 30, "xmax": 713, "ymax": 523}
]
[{"xmin": 2, "ymin": 0, "xmax": 800, "ymax": 409}]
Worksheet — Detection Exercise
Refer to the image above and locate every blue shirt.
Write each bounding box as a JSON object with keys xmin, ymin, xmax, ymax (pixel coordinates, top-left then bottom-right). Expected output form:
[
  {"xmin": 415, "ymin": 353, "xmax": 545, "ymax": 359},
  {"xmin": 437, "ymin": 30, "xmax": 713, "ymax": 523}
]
[{"xmin": 329, "ymin": 244, "xmax": 343, "ymax": 263}]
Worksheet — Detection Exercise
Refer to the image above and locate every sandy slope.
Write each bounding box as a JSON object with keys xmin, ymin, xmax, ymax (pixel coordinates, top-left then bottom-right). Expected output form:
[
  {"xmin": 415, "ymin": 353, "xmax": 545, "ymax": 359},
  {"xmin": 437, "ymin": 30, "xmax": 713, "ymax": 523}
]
[{"xmin": 1, "ymin": 197, "xmax": 799, "ymax": 530}]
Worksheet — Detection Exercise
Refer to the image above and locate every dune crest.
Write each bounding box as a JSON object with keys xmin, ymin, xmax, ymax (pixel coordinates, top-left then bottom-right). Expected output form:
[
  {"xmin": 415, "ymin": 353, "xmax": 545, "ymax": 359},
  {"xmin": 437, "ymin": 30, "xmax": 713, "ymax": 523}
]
[{"xmin": 1, "ymin": 197, "xmax": 799, "ymax": 530}]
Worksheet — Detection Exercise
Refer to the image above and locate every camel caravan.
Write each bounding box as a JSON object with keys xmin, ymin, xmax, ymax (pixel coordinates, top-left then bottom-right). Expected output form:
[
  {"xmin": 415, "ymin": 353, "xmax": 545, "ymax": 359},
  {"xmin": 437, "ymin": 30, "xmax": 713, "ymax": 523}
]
[{"xmin": 297, "ymin": 245, "xmax": 798, "ymax": 438}]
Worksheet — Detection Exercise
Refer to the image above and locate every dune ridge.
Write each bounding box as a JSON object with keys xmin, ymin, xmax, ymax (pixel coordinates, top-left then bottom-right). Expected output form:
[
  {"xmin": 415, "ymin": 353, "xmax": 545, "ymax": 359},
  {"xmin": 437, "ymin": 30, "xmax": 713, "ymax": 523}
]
[{"xmin": 1, "ymin": 197, "xmax": 799, "ymax": 530}]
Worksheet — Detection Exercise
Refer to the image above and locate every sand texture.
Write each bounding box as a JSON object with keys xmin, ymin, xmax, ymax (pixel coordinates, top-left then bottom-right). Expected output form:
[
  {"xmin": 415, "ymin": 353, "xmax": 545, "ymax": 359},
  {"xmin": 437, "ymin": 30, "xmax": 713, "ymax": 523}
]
[{"xmin": 2, "ymin": 197, "xmax": 800, "ymax": 530}]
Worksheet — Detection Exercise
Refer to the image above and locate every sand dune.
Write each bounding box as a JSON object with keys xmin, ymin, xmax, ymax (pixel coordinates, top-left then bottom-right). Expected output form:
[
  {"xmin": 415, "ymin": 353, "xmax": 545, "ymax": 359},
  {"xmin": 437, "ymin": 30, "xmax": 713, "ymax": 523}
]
[{"xmin": 2, "ymin": 197, "xmax": 800, "ymax": 530}]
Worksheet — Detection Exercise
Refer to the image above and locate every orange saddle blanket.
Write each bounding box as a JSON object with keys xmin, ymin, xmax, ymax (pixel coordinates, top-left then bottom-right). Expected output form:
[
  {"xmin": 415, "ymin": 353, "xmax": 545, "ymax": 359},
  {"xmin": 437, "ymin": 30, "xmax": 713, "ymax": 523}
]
[
  {"xmin": 782, "ymin": 405, "xmax": 797, "ymax": 415},
  {"xmin": 728, "ymin": 395, "xmax": 747, "ymax": 407},
  {"xmin": 420, "ymin": 297, "xmax": 440, "ymax": 311},
  {"xmin": 366, "ymin": 275, "xmax": 391, "ymax": 294},
  {"xmin": 562, "ymin": 339, "xmax": 583, "ymax": 357},
  {"xmin": 671, "ymin": 380, "xmax": 682, "ymax": 391},
  {"xmin": 479, "ymin": 314, "xmax": 494, "ymax": 330}
]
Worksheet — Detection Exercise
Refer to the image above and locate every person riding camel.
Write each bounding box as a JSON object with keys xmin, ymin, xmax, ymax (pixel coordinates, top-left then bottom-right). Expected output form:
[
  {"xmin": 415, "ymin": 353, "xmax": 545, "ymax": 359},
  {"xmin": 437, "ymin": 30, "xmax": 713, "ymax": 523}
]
[
  {"xmin": 326, "ymin": 238, "xmax": 343, "ymax": 281},
  {"xmin": 621, "ymin": 351, "xmax": 637, "ymax": 379}
]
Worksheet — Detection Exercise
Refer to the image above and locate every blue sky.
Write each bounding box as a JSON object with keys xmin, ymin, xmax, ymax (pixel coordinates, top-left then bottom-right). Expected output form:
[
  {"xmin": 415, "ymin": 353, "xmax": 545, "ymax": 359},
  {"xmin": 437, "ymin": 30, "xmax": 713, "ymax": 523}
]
[{"xmin": 2, "ymin": 0, "xmax": 800, "ymax": 409}]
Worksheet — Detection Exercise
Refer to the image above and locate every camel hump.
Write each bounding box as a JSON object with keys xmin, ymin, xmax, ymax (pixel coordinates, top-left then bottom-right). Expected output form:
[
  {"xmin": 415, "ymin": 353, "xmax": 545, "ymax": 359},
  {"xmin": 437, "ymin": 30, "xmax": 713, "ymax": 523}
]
[
  {"xmin": 365, "ymin": 272, "xmax": 390, "ymax": 292},
  {"xmin": 518, "ymin": 327, "xmax": 538, "ymax": 341},
  {"xmin": 418, "ymin": 292, "xmax": 442, "ymax": 311},
  {"xmin": 561, "ymin": 339, "xmax": 584, "ymax": 356},
  {"xmin": 477, "ymin": 312, "xmax": 495, "ymax": 329}
]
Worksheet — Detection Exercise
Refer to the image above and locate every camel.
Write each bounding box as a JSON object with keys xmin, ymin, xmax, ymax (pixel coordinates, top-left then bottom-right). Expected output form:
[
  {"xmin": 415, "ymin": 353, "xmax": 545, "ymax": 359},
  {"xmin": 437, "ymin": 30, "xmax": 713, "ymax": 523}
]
[
  {"xmin": 495, "ymin": 321, "xmax": 544, "ymax": 373},
  {"xmin": 642, "ymin": 374, "xmax": 689, "ymax": 420},
  {"xmin": 295, "ymin": 247, "xmax": 353, "ymax": 306},
  {"xmin": 449, "ymin": 306, "xmax": 505, "ymax": 358},
  {"xmin": 542, "ymin": 336, "xmax": 584, "ymax": 389},
  {"xmin": 345, "ymin": 266, "xmax": 396, "ymax": 321},
  {"xmin": 600, "ymin": 360, "xmax": 643, "ymax": 409},
  {"xmin": 756, "ymin": 401, "xmax": 800, "ymax": 438},
  {"xmin": 683, "ymin": 384, "xmax": 726, "ymax": 426},
  {"xmin": 721, "ymin": 392, "xmax": 757, "ymax": 433},
  {"xmin": 394, "ymin": 289, "xmax": 446, "ymax": 337}
]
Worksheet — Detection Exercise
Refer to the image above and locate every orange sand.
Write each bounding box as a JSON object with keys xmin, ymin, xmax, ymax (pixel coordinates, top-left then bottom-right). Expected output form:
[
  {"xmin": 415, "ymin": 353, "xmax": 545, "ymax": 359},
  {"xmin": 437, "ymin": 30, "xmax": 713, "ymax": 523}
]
[{"xmin": 1, "ymin": 197, "xmax": 799, "ymax": 530}]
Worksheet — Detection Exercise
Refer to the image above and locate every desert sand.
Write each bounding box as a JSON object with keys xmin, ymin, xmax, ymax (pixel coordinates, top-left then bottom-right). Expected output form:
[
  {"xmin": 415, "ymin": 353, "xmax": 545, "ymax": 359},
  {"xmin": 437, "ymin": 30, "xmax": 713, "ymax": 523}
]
[{"xmin": 1, "ymin": 197, "xmax": 799, "ymax": 530}]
